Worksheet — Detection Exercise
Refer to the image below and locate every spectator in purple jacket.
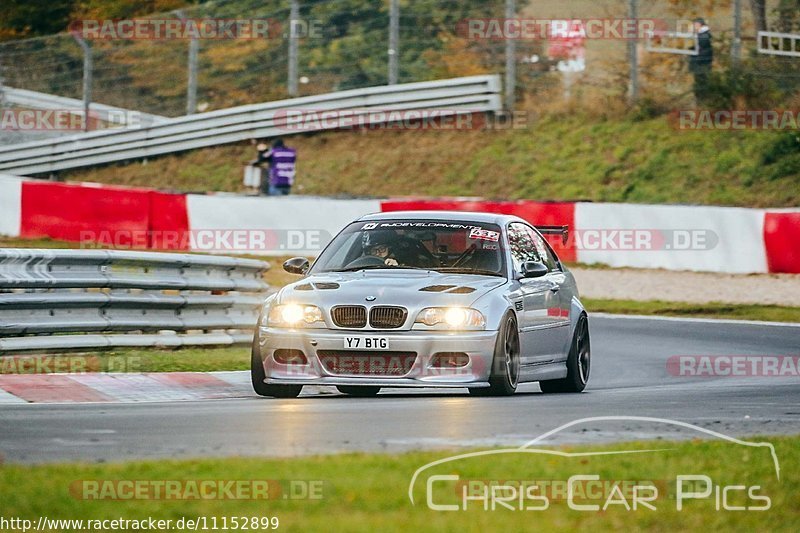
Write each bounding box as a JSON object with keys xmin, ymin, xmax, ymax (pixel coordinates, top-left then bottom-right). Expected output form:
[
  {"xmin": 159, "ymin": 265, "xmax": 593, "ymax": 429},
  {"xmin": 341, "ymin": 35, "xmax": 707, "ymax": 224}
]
[{"xmin": 259, "ymin": 138, "xmax": 297, "ymax": 196}]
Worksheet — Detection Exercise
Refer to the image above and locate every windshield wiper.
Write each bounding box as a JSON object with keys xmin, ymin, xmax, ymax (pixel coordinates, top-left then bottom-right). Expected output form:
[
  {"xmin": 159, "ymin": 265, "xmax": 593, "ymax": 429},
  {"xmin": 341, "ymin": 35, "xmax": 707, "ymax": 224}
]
[
  {"xmin": 331, "ymin": 265, "xmax": 428, "ymax": 273},
  {"xmin": 434, "ymin": 267, "xmax": 505, "ymax": 277}
]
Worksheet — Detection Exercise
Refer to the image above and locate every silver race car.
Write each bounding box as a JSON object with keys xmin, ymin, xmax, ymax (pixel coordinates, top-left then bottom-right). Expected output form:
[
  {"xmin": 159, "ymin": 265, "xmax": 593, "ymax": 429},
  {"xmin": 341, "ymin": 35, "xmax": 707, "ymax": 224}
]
[{"xmin": 252, "ymin": 211, "xmax": 590, "ymax": 398}]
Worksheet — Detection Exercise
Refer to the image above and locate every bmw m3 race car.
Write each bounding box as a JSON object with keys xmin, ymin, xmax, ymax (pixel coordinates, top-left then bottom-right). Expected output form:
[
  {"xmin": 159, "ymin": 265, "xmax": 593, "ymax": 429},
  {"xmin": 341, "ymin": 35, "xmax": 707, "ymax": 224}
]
[{"xmin": 252, "ymin": 211, "xmax": 590, "ymax": 398}]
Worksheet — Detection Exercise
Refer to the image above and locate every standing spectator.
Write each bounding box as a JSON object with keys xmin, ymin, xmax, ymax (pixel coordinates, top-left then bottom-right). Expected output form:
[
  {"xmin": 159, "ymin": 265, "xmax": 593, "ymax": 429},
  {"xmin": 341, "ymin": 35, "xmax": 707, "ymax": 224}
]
[
  {"xmin": 689, "ymin": 18, "xmax": 713, "ymax": 104},
  {"xmin": 262, "ymin": 138, "xmax": 297, "ymax": 196},
  {"xmin": 247, "ymin": 142, "xmax": 269, "ymax": 193}
]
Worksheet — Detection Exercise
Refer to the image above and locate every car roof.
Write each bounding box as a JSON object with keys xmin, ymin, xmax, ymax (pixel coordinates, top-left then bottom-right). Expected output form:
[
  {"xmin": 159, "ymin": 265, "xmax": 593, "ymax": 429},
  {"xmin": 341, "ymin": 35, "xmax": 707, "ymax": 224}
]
[{"xmin": 357, "ymin": 210, "xmax": 524, "ymax": 225}]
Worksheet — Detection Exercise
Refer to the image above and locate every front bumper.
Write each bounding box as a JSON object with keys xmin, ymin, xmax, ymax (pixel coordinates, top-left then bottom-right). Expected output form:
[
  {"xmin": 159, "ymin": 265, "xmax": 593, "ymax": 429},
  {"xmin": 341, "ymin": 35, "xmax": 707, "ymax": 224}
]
[{"xmin": 256, "ymin": 326, "xmax": 499, "ymax": 388}]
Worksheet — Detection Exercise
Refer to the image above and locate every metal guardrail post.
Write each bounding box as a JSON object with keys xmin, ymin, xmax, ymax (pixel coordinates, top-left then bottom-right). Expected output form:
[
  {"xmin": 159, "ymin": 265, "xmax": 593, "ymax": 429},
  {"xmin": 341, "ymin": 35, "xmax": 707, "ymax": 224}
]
[
  {"xmin": 627, "ymin": 0, "xmax": 638, "ymax": 104},
  {"xmin": 288, "ymin": 0, "xmax": 300, "ymax": 97},
  {"xmin": 71, "ymin": 34, "xmax": 93, "ymax": 133},
  {"xmin": 177, "ymin": 10, "xmax": 199, "ymax": 115},
  {"xmin": 0, "ymin": 61, "xmax": 5, "ymax": 112},
  {"xmin": 388, "ymin": 0, "xmax": 399, "ymax": 85},
  {"xmin": 732, "ymin": 0, "xmax": 742, "ymax": 64},
  {"xmin": 504, "ymin": 0, "xmax": 516, "ymax": 112}
]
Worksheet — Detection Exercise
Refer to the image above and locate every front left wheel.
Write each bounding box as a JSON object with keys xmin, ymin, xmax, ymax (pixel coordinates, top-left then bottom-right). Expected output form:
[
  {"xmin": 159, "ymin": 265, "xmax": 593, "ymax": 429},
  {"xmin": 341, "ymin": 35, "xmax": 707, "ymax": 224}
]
[{"xmin": 251, "ymin": 334, "xmax": 302, "ymax": 398}]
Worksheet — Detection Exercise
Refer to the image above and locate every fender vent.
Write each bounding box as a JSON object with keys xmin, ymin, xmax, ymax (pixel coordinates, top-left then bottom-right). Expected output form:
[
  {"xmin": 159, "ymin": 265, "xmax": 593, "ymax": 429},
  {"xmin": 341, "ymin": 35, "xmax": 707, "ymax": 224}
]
[
  {"xmin": 448, "ymin": 286, "xmax": 476, "ymax": 294},
  {"xmin": 419, "ymin": 285, "xmax": 456, "ymax": 292}
]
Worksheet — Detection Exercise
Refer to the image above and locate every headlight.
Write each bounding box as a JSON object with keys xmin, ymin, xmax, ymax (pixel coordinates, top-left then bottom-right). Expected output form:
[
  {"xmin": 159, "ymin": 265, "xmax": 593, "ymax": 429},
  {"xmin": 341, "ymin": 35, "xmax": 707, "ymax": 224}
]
[
  {"xmin": 414, "ymin": 307, "xmax": 486, "ymax": 330},
  {"xmin": 263, "ymin": 303, "xmax": 324, "ymax": 327}
]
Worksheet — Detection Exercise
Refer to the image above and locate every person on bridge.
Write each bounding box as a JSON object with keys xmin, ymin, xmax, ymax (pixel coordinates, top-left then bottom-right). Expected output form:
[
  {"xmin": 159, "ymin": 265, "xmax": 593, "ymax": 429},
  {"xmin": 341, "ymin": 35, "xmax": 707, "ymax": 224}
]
[
  {"xmin": 260, "ymin": 138, "xmax": 297, "ymax": 196},
  {"xmin": 689, "ymin": 17, "xmax": 713, "ymax": 104}
]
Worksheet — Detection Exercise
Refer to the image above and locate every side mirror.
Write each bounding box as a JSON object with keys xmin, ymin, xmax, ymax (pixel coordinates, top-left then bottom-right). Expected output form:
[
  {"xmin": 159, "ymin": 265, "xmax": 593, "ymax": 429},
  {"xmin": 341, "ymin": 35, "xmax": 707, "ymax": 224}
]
[
  {"xmin": 521, "ymin": 261, "xmax": 548, "ymax": 278},
  {"xmin": 283, "ymin": 257, "xmax": 310, "ymax": 275}
]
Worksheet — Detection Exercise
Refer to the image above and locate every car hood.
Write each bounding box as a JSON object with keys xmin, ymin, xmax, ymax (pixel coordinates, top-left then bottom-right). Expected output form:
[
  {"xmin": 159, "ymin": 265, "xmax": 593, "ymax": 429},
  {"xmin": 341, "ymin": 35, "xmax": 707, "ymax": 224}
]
[{"xmin": 275, "ymin": 270, "xmax": 507, "ymax": 309}]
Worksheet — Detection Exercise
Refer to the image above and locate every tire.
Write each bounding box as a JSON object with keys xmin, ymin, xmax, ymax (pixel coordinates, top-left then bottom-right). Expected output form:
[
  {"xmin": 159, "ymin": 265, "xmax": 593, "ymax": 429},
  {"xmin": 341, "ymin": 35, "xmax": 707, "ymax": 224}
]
[
  {"xmin": 469, "ymin": 312, "xmax": 520, "ymax": 397},
  {"xmin": 336, "ymin": 386, "xmax": 381, "ymax": 397},
  {"xmin": 251, "ymin": 333, "xmax": 302, "ymax": 398},
  {"xmin": 539, "ymin": 314, "xmax": 590, "ymax": 393}
]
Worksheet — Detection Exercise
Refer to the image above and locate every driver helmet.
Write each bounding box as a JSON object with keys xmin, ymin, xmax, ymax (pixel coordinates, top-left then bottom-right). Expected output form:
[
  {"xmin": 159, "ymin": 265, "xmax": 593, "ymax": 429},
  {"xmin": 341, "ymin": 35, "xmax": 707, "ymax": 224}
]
[{"xmin": 362, "ymin": 229, "xmax": 396, "ymax": 256}]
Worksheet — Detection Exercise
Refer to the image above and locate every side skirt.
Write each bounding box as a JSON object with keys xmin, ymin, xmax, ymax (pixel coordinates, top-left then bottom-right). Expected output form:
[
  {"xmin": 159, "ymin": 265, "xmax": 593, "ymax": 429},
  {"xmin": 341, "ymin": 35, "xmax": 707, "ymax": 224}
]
[{"xmin": 519, "ymin": 361, "xmax": 568, "ymax": 382}]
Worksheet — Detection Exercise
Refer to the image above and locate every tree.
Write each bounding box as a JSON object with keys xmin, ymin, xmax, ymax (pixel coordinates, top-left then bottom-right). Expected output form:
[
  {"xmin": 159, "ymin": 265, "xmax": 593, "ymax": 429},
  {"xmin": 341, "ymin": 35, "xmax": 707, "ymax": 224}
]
[
  {"xmin": 750, "ymin": 0, "xmax": 767, "ymax": 33},
  {"xmin": 776, "ymin": 0, "xmax": 800, "ymax": 32},
  {"xmin": 0, "ymin": 0, "xmax": 76, "ymax": 40}
]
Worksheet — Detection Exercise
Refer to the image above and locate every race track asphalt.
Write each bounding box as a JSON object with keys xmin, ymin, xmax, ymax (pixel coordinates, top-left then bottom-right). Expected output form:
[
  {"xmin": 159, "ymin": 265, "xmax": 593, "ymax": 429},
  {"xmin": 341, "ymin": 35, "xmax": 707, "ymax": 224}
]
[{"xmin": 0, "ymin": 315, "xmax": 798, "ymax": 464}]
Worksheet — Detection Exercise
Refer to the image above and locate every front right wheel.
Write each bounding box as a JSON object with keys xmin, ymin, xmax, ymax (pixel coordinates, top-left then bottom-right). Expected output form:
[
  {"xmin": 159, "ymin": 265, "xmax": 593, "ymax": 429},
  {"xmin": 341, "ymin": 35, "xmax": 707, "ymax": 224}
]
[
  {"xmin": 251, "ymin": 333, "xmax": 302, "ymax": 398},
  {"xmin": 539, "ymin": 314, "xmax": 590, "ymax": 393},
  {"xmin": 469, "ymin": 312, "xmax": 520, "ymax": 397}
]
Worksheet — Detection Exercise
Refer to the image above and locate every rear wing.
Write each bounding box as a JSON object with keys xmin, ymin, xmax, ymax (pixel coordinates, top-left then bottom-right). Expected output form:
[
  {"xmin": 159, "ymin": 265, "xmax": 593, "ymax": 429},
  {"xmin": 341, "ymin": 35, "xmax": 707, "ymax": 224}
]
[{"xmin": 534, "ymin": 225, "xmax": 569, "ymax": 245}]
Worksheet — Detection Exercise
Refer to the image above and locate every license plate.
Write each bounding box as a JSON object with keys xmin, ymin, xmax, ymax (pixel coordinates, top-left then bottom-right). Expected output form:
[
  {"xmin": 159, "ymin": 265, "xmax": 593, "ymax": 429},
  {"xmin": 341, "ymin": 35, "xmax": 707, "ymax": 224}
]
[{"xmin": 343, "ymin": 336, "xmax": 390, "ymax": 350}]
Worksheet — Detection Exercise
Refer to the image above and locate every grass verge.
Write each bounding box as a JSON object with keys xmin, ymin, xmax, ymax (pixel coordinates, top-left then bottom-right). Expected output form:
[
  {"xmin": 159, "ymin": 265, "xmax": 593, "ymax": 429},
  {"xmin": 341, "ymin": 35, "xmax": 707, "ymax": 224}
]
[
  {"xmin": 0, "ymin": 347, "xmax": 250, "ymax": 375},
  {"xmin": 584, "ymin": 298, "xmax": 800, "ymax": 323},
  {"xmin": 1, "ymin": 436, "xmax": 796, "ymax": 531},
  {"xmin": 63, "ymin": 115, "xmax": 800, "ymax": 208}
]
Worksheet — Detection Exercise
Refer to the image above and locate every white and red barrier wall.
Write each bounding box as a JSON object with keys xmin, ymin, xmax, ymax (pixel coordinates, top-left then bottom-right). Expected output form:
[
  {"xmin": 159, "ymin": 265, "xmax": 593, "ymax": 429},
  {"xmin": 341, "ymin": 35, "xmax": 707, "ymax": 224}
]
[{"xmin": 1, "ymin": 175, "xmax": 798, "ymax": 274}]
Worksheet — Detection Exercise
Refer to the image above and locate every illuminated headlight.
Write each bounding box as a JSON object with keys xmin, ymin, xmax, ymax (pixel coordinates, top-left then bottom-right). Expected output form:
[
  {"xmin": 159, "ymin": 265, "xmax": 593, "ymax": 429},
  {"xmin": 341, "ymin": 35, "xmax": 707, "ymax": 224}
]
[
  {"xmin": 414, "ymin": 307, "xmax": 485, "ymax": 330},
  {"xmin": 263, "ymin": 303, "xmax": 324, "ymax": 327}
]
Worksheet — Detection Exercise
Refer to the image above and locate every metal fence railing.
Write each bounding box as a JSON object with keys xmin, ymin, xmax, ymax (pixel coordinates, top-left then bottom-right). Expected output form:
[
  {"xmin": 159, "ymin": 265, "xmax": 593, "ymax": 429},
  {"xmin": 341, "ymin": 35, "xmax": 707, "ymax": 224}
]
[
  {"xmin": 758, "ymin": 31, "xmax": 800, "ymax": 58},
  {"xmin": 2, "ymin": 0, "xmax": 799, "ymax": 147},
  {"xmin": 0, "ymin": 248, "xmax": 270, "ymax": 354},
  {"xmin": 0, "ymin": 75, "xmax": 502, "ymax": 176}
]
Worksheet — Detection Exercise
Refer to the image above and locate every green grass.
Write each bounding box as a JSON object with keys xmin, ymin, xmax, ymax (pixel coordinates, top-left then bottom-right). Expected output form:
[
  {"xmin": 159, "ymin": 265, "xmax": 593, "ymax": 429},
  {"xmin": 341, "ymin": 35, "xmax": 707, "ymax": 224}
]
[
  {"xmin": 583, "ymin": 298, "xmax": 800, "ymax": 323},
  {"xmin": 1, "ymin": 436, "xmax": 797, "ymax": 531},
  {"xmin": 63, "ymin": 114, "xmax": 800, "ymax": 207},
  {"xmin": 0, "ymin": 347, "xmax": 249, "ymax": 374}
]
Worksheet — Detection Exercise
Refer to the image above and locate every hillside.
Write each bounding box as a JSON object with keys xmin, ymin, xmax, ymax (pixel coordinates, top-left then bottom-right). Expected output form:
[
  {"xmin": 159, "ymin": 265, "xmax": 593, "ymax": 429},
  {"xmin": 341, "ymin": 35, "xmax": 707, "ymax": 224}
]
[{"xmin": 65, "ymin": 113, "xmax": 800, "ymax": 207}]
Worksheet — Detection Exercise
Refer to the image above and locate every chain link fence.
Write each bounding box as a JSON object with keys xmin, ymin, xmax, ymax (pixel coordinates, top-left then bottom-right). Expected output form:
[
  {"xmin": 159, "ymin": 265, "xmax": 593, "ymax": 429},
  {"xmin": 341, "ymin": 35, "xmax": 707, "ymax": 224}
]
[{"xmin": 0, "ymin": 0, "xmax": 799, "ymax": 144}]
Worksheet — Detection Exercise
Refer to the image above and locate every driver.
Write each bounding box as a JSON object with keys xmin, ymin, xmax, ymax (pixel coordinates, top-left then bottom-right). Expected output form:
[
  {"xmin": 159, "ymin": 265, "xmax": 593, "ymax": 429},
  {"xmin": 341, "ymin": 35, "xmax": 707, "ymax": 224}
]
[{"xmin": 363, "ymin": 230, "xmax": 399, "ymax": 266}]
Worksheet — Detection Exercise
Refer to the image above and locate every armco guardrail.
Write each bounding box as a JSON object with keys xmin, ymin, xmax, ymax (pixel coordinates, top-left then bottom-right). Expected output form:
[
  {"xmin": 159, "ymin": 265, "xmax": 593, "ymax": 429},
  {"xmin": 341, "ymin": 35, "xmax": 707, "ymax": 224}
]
[
  {"xmin": 0, "ymin": 249, "xmax": 270, "ymax": 353},
  {"xmin": 0, "ymin": 75, "xmax": 502, "ymax": 176},
  {"xmin": 3, "ymin": 86, "xmax": 167, "ymax": 127}
]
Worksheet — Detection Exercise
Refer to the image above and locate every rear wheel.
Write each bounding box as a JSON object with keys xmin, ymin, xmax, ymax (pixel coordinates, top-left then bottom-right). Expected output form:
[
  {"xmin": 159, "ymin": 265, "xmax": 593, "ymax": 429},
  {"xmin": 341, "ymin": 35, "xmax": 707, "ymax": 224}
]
[
  {"xmin": 251, "ymin": 334, "xmax": 303, "ymax": 398},
  {"xmin": 336, "ymin": 386, "xmax": 381, "ymax": 397},
  {"xmin": 539, "ymin": 314, "xmax": 590, "ymax": 393},
  {"xmin": 469, "ymin": 312, "xmax": 520, "ymax": 397}
]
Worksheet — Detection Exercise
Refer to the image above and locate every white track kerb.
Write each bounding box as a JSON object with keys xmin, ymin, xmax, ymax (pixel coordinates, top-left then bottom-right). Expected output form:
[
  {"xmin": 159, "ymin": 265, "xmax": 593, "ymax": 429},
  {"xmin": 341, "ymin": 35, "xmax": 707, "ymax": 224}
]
[{"xmin": 0, "ymin": 174, "xmax": 23, "ymax": 237}]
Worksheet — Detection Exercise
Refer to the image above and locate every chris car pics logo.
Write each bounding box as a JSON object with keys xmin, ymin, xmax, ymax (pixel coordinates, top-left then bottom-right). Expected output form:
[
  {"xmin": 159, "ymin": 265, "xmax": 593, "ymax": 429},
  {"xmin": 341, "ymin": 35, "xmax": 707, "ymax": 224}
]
[{"xmin": 409, "ymin": 416, "xmax": 778, "ymax": 513}]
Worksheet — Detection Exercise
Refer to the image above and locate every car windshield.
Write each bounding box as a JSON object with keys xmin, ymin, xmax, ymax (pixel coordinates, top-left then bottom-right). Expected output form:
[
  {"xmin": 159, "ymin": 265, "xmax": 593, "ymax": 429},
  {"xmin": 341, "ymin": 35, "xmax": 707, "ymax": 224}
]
[{"xmin": 310, "ymin": 219, "xmax": 506, "ymax": 277}]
